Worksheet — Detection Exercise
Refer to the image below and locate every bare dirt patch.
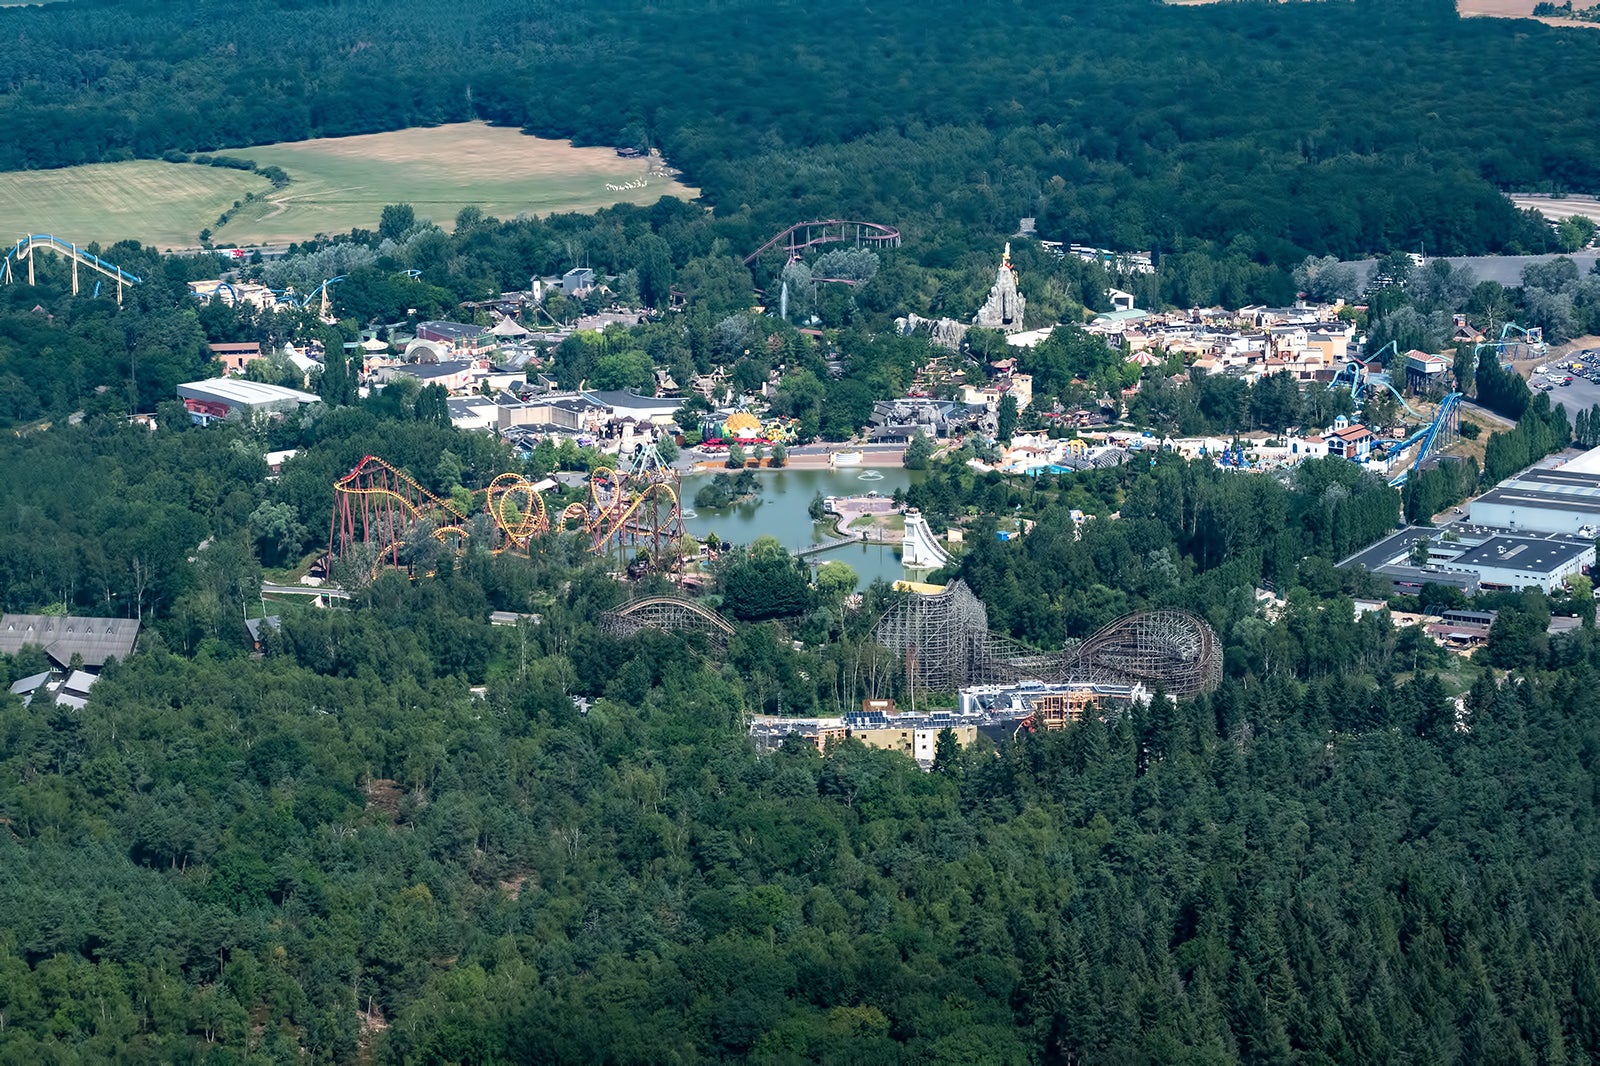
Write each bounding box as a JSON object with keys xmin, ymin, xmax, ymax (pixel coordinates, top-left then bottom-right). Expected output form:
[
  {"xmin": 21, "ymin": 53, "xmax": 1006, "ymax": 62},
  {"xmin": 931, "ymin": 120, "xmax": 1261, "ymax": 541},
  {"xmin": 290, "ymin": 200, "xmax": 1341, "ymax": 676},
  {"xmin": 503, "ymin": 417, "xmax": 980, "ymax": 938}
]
[
  {"xmin": 1456, "ymin": 0, "xmax": 1600, "ymax": 28},
  {"xmin": 214, "ymin": 122, "xmax": 698, "ymax": 244},
  {"xmin": 498, "ymin": 872, "xmax": 536, "ymax": 899},
  {"xmin": 364, "ymin": 778, "xmax": 404, "ymax": 820}
]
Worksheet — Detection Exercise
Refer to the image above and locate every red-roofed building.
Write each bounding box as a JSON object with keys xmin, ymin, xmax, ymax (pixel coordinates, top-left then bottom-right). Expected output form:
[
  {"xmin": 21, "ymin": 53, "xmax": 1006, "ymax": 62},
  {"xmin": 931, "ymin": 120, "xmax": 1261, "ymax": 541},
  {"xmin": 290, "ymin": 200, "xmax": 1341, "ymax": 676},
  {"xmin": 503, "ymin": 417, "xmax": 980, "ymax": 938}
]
[
  {"xmin": 1325, "ymin": 416, "xmax": 1375, "ymax": 460},
  {"xmin": 210, "ymin": 342, "xmax": 263, "ymax": 374}
]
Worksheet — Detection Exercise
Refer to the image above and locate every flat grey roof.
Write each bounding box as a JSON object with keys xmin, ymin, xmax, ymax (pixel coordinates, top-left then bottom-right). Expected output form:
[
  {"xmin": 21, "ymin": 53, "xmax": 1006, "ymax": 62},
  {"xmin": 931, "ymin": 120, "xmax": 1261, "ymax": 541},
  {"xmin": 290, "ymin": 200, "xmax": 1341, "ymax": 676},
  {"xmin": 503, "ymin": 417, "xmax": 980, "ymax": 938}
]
[
  {"xmin": 581, "ymin": 389, "xmax": 681, "ymax": 413},
  {"xmin": 1450, "ymin": 536, "xmax": 1590, "ymax": 574},
  {"xmin": 1473, "ymin": 485, "xmax": 1600, "ymax": 517},
  {"xmin": 396, "ymin": 360, "xmax": 474, "ymax": 381},
  {"xmin": 417, "ymin": 320, "xmax": 486, "ymax": 339},
  {"xmin": 1337, "ymin": 527, "xmax": 1434, "ymax": 572}
]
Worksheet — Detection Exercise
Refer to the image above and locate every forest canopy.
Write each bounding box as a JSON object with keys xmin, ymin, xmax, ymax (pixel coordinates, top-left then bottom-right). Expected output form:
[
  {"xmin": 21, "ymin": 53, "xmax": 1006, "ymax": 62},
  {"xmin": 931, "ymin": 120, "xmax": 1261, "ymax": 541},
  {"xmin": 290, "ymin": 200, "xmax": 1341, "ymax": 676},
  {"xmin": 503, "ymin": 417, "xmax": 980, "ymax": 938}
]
[{"xmin": 0, "ymin": 0, "xmax": 1592, "ymax": 265}]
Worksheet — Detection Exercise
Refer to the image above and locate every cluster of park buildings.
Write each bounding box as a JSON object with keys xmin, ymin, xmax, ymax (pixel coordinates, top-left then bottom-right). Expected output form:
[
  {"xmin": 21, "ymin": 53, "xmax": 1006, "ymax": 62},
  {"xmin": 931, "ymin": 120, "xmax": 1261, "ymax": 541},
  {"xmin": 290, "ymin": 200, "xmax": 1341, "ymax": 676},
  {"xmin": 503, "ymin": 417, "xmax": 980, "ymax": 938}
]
[{"xmin": 750, "ymin": 682, "xmax": 1161, "ymax": 767}]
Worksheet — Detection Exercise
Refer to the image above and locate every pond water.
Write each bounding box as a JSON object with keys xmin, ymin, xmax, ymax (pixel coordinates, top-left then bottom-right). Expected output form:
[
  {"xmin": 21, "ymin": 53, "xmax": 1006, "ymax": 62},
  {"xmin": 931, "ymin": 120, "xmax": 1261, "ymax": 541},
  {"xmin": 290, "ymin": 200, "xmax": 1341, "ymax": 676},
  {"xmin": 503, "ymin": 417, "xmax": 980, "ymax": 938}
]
[{"xmin": 682, "ymin": 467, "xmax": 929, "ymax": 587}]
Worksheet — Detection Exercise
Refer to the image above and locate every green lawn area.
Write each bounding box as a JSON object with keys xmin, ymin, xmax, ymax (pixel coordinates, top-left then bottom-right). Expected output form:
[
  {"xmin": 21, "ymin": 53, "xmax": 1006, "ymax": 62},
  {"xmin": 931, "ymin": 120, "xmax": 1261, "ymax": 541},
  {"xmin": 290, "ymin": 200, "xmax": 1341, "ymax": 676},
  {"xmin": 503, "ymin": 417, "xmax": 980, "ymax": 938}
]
[
  {"xmin": 0, "ymin": 122, "xmax": 697, "ymax": 248},
  {"xmin": 0, "ymin": 161, "xmax": 269, "ymax": 249},
  {"xmin": 1394, "ymin": 657, "xmax": 1483, "ymax": 696}
]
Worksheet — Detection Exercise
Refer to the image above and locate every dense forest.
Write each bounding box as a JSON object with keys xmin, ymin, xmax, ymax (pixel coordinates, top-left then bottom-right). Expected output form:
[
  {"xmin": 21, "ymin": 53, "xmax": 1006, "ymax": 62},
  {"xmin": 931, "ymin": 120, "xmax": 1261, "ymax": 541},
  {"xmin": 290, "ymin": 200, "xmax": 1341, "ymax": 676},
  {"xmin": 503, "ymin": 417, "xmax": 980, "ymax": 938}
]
[
  {"xmin": 4, "ymin": 405, "xmax": 1600, "ymax": 1059},
  {"xmin": 0, "ymin": 0, "xmax": 1591, "ymax": 269},
  {"xmin": 9, "ymin": 0, "xmax": 1600, "ymax": 1059}
]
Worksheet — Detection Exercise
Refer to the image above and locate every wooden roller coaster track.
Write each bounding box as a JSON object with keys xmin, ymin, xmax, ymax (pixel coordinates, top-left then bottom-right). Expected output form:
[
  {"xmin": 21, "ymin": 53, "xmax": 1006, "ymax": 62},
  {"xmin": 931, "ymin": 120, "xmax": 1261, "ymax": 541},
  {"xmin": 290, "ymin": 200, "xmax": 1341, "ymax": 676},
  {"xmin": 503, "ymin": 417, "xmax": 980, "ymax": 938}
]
[
  {"xmin": 744, "ymin": 220, "xmax": 901, "ymax": 266},
  {"xmin": 602, "ymin": 595, "xmax": 736, "ymax": 647},
  {"xmin": 875, "ymin": 581, "xmax": 1222, "ymax": 697}
]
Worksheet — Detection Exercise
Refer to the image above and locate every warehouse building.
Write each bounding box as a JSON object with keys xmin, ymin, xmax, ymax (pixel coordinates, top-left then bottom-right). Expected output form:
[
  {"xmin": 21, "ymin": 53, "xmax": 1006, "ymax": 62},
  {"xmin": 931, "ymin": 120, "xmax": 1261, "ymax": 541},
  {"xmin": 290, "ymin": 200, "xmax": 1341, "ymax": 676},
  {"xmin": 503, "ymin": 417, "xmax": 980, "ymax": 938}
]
[
  {"xmin": 1469, "ymin": 448, "xmax": 1600, "ymax": 535},
  {"xmin": 1339, "ymin": 525, "xmax": 1594, "ymax": 594},
  {"xmin": 1437, "ymin": 536, "xmax": 1593, "ymax": 593},
  {"xmin": 0, "ymin": 614, "xmax": 140, "ymax": 669},
  {"xmin": 177, "ymin": 379, "xmax": 320, "ymax": 425}
]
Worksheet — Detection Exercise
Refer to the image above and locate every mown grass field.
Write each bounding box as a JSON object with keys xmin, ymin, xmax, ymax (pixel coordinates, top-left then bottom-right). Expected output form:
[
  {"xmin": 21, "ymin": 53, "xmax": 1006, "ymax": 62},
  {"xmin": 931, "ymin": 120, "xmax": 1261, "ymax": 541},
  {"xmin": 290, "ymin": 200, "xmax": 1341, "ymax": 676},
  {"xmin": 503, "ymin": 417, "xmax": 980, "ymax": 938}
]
[
  {"xmin": 215, "ymin": 123, "xmax": 697, "ymax": 244},
  {"xmin": 0, "ymin": 123, "xmax": 698, "ymax": 249},
  {"xmin": 0, "ymin": 162, "xmax": 270, "ymax": 249}
]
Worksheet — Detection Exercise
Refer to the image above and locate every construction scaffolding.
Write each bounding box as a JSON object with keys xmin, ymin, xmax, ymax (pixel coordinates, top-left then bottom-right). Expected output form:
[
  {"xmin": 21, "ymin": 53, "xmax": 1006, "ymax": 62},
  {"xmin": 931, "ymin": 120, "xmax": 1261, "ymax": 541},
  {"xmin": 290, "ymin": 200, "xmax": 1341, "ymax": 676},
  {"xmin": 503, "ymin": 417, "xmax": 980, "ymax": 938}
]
[{"xmin": 875, "ymin": 581, "xmax": 1223, "ymax": 698}]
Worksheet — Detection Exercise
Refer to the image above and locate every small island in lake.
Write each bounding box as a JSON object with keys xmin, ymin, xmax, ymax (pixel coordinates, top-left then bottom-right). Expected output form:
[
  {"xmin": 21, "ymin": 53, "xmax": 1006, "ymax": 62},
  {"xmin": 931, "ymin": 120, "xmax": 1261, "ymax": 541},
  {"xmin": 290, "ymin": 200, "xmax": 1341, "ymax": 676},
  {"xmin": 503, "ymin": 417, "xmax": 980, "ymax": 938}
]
[{"xmin": 694, "ymin": 470, "xmax": 762, "ymax": 510}]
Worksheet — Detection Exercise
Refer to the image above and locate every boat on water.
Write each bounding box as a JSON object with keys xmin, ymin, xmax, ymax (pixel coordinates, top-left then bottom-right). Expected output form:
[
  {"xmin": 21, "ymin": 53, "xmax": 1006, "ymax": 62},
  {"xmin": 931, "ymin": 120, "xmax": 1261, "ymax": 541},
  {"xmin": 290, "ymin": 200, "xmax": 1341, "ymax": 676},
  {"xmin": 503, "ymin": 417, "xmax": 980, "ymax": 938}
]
[{"xmin": 830, "ymin": 450, "xmax": 864, "ymax": 467}]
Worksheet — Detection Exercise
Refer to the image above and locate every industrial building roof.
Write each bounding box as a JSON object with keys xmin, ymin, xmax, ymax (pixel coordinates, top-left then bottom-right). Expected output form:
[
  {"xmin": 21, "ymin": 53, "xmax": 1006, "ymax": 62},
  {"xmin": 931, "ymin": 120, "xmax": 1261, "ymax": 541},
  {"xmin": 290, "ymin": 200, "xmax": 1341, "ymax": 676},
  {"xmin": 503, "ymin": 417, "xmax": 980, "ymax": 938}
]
[
  {"xmin": 394, "ymin": 359, "xmax": 474, "ymax": 381},
  {"xmin": 177, "ymin": 379, "xmax": 320, "ymax": 407},
  {"xmin": 0, "ymin": 614, "xmax": 140, "ymax": 668},
  {"xmin": 1552, "ymin": 444, "xmax": 1600, "ymax": 476},
  {"xmin": 417, "ymin": 320, "xmax": 487, "ymax": 340},
  {"xmin": 1448, "ymin": 536, "xmax": 1591, "ymax": 574},
  {"xmin": 7, "ymin": 671, "xmax": 51, "ymax": 696},
  {"xmin": 581, "ymin": 389, "xmax": 683, "ymax": 415}
]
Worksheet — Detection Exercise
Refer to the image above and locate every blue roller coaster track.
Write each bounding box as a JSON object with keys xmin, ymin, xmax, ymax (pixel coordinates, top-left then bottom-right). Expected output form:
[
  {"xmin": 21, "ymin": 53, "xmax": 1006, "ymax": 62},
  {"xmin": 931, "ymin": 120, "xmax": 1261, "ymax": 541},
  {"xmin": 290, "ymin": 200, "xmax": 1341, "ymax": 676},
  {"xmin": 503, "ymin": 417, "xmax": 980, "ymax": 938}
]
[
  {"xmin": 1387, "ymin": 391, "xmax": 1462, "ymax": 488},
  {"xmin": 1328, "ymin": 341, "xmax": 1431, "ymax": 422},
  {"xmin": 1, "ymin": 234, "xmax": 142, "ymax": 304},
  {"xmin": 189, "ymin": 275, "xmax": 346, "ymax": 313},
  {"xmin": 1473, "ymin": 322, "xmax": 1543, "ymax": 371},
  {"xmin": 298, "ymin": 275, "xmax": 345, "ymax": 314}
]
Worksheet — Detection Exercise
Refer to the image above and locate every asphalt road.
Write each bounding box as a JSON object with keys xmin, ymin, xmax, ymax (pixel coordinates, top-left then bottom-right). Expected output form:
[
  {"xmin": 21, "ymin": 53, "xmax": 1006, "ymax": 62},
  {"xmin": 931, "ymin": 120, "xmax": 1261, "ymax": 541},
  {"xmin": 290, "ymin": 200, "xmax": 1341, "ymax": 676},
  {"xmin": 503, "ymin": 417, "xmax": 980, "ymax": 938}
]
[{"xmin": 261, "ymin": 583, "xmax": 350, "ymax": 600}]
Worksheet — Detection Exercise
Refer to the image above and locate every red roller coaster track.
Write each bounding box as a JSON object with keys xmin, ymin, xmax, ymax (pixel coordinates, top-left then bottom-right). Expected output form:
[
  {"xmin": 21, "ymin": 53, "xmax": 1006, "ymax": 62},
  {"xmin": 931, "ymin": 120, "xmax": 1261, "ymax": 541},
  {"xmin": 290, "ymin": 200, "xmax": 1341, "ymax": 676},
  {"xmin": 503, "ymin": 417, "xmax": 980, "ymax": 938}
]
[
  {"xmin": 744, "ymin": 220, "xmax": 901, "ymax": 266},
  {"xmin": 327, "ymin": 455, "xmax": 467, "ymax": 572}
]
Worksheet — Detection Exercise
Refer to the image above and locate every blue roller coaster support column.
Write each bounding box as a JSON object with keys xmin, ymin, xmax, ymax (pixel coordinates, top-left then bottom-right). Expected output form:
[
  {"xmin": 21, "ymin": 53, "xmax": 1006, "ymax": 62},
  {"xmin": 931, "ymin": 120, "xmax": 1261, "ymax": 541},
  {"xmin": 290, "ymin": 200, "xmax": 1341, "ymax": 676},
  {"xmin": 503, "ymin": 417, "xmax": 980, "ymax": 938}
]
[
  {"xmin": 3, "ymin": 235, "xmax": 142, "ymax": 306},
  {"xmin": 1412, "ymin": 393, "xmax": 1461, "ymax": 473}
]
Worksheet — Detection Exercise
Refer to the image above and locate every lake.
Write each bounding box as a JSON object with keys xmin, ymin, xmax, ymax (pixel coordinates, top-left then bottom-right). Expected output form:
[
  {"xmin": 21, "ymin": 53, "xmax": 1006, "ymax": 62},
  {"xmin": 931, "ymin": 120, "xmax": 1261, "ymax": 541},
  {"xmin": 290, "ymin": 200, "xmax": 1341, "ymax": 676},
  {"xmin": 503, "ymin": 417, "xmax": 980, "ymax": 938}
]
[{"xmin": 682, "ymin": 467, "xmax": 929, "ymax": 587}]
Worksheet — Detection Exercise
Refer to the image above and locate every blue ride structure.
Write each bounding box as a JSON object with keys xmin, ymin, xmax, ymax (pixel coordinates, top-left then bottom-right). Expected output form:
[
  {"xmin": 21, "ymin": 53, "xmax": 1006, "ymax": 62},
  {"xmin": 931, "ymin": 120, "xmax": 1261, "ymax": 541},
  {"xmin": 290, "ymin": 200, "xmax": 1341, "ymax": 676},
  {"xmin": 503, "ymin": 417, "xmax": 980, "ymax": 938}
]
[
  {"xmin": 1, "ymin": 234, "xmax": 143, "ymax": 304},
  {"xmin": 1387, "ymin": 392, "xmax": 1462, "ymax": 487}
]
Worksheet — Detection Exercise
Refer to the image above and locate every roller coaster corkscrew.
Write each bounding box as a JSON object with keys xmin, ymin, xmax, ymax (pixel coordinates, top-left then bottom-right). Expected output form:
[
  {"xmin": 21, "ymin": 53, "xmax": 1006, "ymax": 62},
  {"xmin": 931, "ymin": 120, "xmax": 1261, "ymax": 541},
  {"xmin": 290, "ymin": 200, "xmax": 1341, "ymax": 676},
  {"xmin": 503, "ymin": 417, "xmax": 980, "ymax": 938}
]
[{"xmin": 327, "ymin": 442, "xmax": 684, "ymax": 578}]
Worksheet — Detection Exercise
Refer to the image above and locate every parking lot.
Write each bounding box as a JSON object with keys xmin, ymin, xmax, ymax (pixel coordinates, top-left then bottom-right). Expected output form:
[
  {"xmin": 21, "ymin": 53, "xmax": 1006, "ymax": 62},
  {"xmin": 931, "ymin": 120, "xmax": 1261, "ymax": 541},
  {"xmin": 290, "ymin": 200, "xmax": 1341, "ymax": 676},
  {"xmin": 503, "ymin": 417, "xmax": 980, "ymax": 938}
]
[{"xmin": 1526, "ymin": 348, "xmax": 1600, "ymax": 419}]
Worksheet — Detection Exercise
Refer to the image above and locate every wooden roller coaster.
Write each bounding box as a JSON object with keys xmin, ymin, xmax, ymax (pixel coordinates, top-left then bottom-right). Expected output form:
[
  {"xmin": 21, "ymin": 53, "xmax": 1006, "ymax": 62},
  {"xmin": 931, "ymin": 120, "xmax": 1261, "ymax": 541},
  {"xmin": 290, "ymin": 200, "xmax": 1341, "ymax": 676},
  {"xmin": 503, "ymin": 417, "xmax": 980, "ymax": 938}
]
[
  {"xmin": 602, "ymin": 595, "xmax": 736, "ymax": 648},
  {"xmin": 743, "ymin": 220, "xmax": 901, "ymax": 266},
  {"xmin": 875, "ymin": 581, "xmax": 1223, "ymax": 697}
]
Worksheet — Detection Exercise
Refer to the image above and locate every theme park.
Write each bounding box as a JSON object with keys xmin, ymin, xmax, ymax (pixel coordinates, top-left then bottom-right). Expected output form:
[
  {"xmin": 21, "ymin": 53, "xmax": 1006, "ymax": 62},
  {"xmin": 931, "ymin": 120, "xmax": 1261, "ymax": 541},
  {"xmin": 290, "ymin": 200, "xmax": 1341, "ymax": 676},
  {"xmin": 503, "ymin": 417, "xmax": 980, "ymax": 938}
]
[{"xmin": 7, "ymin": 216, "xmax": 1593, "ymax": 748}]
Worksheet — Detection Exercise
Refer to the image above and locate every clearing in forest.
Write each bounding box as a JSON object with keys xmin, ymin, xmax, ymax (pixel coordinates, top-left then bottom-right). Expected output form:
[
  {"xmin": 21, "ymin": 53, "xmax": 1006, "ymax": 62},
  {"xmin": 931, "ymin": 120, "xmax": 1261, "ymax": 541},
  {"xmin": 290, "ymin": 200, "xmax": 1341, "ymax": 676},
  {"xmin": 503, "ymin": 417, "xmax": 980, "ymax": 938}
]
[
  {"xmin": 211, "ymin": 123, "xmax": 698, "ymax": 245},
  {"xmin": 0, "ymin": 161, "xmax": 271, "ymax": 249},
  {"xmin": 0, "ymin": 123, "xmax": 697, "ymax": 250},
  {"xmin": 1455, "ymin": 0, "xmax": 1600, "ymax": 27}
]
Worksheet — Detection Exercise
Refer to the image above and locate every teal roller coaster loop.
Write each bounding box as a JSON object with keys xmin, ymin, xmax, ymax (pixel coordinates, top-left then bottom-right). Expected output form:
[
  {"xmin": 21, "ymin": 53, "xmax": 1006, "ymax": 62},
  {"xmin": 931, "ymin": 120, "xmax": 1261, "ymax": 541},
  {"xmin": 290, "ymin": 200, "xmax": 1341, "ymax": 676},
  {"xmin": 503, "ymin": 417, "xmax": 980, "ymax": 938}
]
[
  {"xmin": 1329, "ymin": 342, "xmax": 1428, "ymax": 421},
  {"xmin": 1473, "ymin": 322, "xmax": 1545, "ymax": 371}
]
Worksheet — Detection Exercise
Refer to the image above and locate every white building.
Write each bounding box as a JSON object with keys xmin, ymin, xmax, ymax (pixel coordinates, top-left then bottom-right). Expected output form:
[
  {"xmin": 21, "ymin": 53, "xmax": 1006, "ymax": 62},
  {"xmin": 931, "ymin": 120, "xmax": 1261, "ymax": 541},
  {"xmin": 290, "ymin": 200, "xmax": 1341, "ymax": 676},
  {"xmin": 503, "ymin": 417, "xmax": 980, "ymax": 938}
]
[
  {"xmin": 1469, "ymin": 447, "xmax": 1600, "ymax": 534},
  {"xmin": 1438, "ymin": 536, "xmax": 1594, "ymax": 593},
  {"xmin": 176, "ymin": 379, "xmax": 320, "ymax": 425}
]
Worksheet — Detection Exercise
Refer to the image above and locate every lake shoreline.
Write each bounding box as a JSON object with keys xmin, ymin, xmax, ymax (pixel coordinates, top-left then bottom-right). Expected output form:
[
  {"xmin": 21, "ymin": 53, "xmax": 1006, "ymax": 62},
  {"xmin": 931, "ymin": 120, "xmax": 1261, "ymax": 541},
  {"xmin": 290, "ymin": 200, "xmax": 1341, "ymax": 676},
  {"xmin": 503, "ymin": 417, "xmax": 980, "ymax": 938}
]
[
  {"xmin": 688, "ymin": 448, "xmax": 907, "ymax": 472},
  {"xmin": 681, "ymin": 466, "xmax": 926, "ymax": 585}
]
